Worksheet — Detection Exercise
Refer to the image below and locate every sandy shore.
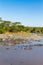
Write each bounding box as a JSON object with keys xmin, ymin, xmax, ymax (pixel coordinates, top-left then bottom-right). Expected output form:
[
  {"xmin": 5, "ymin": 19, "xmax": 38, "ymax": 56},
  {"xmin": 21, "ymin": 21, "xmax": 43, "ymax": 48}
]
[{"xmin": 0, "ymin": 33, "xmax": 43, "ymax": 41}]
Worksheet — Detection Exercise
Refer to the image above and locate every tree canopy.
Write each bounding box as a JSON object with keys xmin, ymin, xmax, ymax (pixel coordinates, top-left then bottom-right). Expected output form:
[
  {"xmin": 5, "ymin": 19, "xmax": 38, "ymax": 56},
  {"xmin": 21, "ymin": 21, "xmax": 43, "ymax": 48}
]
[{"xmin": 0, "ymin": 18, "xmax": 43, "ymax": 34}]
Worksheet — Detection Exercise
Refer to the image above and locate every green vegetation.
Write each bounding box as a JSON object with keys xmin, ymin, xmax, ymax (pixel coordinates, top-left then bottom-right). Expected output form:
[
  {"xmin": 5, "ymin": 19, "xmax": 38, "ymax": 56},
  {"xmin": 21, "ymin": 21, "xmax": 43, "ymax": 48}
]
[{"xmin": 0, "ymin": 18, "xmax": 43, "ymax": 34}]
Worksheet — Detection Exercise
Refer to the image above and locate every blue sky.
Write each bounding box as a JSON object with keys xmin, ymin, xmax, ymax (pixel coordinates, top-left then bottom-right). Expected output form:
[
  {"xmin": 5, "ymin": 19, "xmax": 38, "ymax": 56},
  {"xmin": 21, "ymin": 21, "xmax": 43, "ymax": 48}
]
[{"xmin": 0, "ymin": 0, "xmax": 43, "ymax": 26}]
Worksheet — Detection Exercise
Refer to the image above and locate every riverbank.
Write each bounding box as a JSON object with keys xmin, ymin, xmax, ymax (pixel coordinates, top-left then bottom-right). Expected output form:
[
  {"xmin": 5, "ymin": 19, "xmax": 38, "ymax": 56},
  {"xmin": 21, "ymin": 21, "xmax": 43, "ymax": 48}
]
[{"xmin": 0, "ymin": 33, "xmax": 43, "ymax": 42}]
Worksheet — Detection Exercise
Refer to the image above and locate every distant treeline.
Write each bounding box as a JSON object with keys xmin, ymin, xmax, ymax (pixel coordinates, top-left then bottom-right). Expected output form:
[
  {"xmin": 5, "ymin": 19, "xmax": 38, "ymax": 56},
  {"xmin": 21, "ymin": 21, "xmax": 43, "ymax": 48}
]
[{"xmin": 0, "ymin": 18, "xmax": 43, "ymax": 34}]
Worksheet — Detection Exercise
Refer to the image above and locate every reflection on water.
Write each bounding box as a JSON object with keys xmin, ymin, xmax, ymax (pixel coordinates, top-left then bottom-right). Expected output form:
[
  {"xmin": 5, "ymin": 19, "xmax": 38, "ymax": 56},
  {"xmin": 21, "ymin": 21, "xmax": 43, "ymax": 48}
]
[{"xmin": 0, "ymin": 40, "xmax": 43, "ymax": 65}]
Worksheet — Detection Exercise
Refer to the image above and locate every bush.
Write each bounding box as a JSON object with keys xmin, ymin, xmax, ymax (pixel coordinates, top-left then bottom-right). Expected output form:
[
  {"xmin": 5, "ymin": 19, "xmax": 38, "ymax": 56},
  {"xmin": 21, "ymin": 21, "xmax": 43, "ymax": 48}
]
[{"xmin": 0, "ymin": 29, "xmax": 5, "ymax": 34}]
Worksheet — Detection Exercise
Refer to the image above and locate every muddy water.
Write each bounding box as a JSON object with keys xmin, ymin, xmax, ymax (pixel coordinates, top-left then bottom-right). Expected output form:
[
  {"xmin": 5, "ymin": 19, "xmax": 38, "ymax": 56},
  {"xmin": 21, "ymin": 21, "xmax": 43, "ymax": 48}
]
[{"xmin": 0, "ymin": 41, "xmax": 43, "ymax": 65}]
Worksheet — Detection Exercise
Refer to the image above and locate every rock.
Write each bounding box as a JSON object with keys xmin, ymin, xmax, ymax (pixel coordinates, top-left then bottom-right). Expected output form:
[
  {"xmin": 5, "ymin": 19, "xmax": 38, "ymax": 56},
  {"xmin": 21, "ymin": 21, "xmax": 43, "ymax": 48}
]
[
  {"xmin": 24, "ymin": 46, "xmax": 32, "ymax": 50},
  {"xmin": 34, "ymin": 44, "xmax": 43, "ymax": 46}
]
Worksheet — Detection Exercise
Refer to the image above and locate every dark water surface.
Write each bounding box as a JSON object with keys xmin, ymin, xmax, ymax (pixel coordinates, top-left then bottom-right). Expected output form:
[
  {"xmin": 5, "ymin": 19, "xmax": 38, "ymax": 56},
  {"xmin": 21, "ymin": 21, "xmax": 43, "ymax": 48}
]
[{"xmin": 0, "ymin": 41, "xmax": 43, "ymax": 65}]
